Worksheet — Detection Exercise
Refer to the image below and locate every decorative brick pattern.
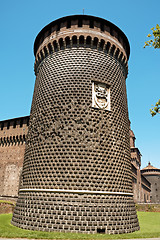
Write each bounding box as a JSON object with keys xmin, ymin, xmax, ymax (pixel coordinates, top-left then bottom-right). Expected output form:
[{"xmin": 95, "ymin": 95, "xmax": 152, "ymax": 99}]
[
  {"xmin": 12, "ymin": 15, "xmax": 139, "ymax": 234},
  {"xmin": 12, "ymin": 192, "xmax": 139, "ymax": 234}
]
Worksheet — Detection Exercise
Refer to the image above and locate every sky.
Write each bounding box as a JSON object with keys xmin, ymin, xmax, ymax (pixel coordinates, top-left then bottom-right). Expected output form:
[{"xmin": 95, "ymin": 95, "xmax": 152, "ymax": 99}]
[{"xmin": 0, "ymin": 0, "xmax": 160, "ymax": 169}]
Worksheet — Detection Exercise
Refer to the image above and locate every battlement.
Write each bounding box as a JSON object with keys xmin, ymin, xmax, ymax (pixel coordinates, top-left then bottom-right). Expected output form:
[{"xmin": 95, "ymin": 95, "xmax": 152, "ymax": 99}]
[
  {"xmin": 34, "ymin": 15, "xmax": 130, "ymax": 76},
  {"xmin": 0, "ymin": 116, "xmax": 29, "ymax": 146}
]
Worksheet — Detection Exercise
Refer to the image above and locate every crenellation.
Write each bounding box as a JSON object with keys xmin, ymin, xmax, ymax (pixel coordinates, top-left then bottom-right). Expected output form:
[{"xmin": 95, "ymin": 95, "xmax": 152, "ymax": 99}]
[{"xmin": 34, "ymin": 33, "xmax": 128, "ymax": 78}]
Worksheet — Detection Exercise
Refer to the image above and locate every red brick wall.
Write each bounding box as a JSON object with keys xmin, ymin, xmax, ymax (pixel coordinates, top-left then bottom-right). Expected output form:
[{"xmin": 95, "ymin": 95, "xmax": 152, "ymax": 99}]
[{"xmin": 0, "ymin": 117, "xmax": 28, "ymax": 197}]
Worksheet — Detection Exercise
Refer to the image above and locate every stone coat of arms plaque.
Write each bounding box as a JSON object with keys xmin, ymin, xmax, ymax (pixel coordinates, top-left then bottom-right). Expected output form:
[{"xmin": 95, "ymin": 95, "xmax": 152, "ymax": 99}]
[{"xmin": 92, "ymin": 82, "xmax": 110, "ymax": 110}]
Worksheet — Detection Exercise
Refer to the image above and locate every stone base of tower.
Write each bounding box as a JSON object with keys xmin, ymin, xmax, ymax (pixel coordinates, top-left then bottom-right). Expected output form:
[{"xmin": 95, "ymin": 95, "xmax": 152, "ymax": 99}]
[{"xmin": 12, "ymin": 191, "xmax": 140, "ymax": 234}]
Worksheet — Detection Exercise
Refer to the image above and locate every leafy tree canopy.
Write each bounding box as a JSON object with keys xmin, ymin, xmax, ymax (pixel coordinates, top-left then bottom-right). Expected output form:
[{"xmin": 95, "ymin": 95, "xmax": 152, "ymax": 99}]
[
  {"xmin": 150, "ymin": 99, "xmax": 160, "ymax": 117},
  {"xmin": 144, "ymin": 24, "xmax": 160, "ymax": 49},
  {"xmin": 144, "ymin": 25, "xmax": 160, "ymax": 117}
]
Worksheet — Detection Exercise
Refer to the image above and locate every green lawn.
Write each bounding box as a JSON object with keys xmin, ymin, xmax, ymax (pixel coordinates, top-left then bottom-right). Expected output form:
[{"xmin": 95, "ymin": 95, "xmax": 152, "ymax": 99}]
[{"xmin": 0, "ymin": 212, "xmax": 160, "ymax": 239}]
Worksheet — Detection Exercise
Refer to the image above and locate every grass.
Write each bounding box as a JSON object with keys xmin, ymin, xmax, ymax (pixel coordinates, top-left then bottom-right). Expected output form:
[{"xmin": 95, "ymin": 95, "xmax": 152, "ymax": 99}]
[
  {"xmin": 0, "ymin": 200, "xmax": 15, "ymax": 206},
  {"xmin": 135, "ymin": 203, "xmax": 160, "ymax": 212},
  {"xmin": 0, "ymin": 212, "xmax": 160, "ymax": 239}
]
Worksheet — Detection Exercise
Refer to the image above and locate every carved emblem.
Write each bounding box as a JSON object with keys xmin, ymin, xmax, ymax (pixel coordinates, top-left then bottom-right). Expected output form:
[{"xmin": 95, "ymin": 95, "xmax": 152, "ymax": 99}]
[{"xmin": 92, "ymin": 82, "xmax": 110, "ymax": 110}]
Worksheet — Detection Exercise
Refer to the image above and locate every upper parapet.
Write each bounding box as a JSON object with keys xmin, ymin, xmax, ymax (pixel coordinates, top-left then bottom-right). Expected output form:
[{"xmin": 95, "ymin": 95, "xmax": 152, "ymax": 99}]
[{"xmin": 33, "ymin": 15, "xmax": 130, "ymax": 75}]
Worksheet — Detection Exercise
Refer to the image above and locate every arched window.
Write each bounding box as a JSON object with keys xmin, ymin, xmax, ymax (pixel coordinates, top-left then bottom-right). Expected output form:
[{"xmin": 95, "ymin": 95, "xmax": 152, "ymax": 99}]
[
  {"xmin": 37, "ymin": 53, "xmax": 41, "ymax": 62},
  {"xmin": 99, "ymin": 39, "xmax": 105, "ymax": 51},
  {"xmin": 44, "ymin": 46, "xmax": 48, "ymax": 57},
  {"xmin": 53, "ymin": 40, "xmax": 58, "ymax": 52},
  {"xmin": 65, "ymin": 37, "xmax": 70, "ymax": 48},
  {"xmin": 72, "ymin": 36, "xmax": 77, "ymax": 47},
  {"xmin": 115, "ymin": 48, "xmax": 120, "ymax": 59},
  {"xmin": 110, "ymin": 45, "xmax": 116, "ymax": 56},
  {"xmin": 59, "ymin": 38, "xmax": 64, "ymax": 50},
  {"xmin": 93, "ymin": 37, "xmax": 98, "ymax": 49},
  {"xmin": 105, "ymin": 42, "xmax": 111, "ymax": 53},
  {"xmin": 119, "ymin": 52, "xmax": 123, "ymax": 61},
  {"xmin": 40, "ymin": 50, "xmax": 44, "ymax": 60},
  {"xmin": 86, "ymin": 36, "xmax": 91, "ymax": 48},
  {"xmin": 48, "ymin": 43, "xmax": 53, "ymax": 54},
  {"xmin": 79, "ymin": 35, "xmax": 84, "ymax": 47}
]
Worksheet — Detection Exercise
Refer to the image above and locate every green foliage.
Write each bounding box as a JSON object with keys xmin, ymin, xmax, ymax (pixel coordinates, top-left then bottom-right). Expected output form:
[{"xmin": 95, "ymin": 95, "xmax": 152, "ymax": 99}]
[
  {"xmin": 135, "ymin": 203, "xmax": 160, "ymax": 212},
  {"xmin": 144, "ymin": 25, "xmax": 160, "ymax": 116},
  {"xmin": 144, "ymin": 24, "xmax": 160, "ymax": 49},
  {"xmin": 0, "ymin": 212, "xmax": 160, "ymax": 239},
  {"xmin": 0, "ymin": 200, "xmax": 15, "ymax": 206},
  {"xmin": 150, "ymin": 99, "xmax": 160, "ymax": 117}
]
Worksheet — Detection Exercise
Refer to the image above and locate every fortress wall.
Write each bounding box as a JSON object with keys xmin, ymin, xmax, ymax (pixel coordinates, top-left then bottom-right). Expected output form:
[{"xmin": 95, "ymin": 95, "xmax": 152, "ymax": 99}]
[{"xmin": 0, "ymin": 117, "xmax": 29, "ymax": 197}]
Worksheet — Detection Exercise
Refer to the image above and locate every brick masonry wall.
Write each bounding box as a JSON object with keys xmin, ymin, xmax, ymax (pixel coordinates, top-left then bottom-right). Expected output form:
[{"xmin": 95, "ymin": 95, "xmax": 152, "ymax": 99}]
[
  {"xmin": 11, "ymin": 15, "xmax": 140, "ymax": 234},
  {"xmin": 143, "ymin": 175, "xmax": 160, "ymax": 203},
  {"xmin": 0, "ymin": 117, "xmax": 29, "ymax": 197}
]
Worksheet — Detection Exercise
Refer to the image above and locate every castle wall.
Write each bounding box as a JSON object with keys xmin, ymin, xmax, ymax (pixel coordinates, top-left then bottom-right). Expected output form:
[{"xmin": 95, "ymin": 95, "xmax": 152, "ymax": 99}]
[
  {"xmin": 144, "ymin": 175, "xmax": 160, "ymax": 203},
  {"xmin": 0, "ymin": 119, "xmax": 151, "ymax": 204},
  {"xmin": 0, "ymin": 117, "xmax": 29, "ymax": 197}
]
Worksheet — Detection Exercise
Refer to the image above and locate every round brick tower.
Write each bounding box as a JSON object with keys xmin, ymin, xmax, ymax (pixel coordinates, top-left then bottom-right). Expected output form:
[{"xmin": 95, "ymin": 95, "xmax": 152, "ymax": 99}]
[{"xmin": 12, "ymin": 15, "xmax": 139, "ymax": 234}]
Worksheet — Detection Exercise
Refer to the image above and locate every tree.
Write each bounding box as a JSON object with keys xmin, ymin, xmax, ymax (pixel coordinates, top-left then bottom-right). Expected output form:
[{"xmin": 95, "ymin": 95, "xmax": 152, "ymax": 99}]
[
  {"xmin": 150, "ymin": 100, "xmax": 160, "ymax": 117},
  {"xmin": 144, "ymin": 24, "xmax": 160, "ymax": 49},
  {"xmin": 144, "ymin": 24, "xmax": 160, "ymax": 116}
]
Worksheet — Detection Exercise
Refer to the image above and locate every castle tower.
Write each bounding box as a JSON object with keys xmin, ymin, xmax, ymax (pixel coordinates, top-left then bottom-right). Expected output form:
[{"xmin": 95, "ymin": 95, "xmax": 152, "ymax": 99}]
[
  {"xmin": 12, "ymin": 15, "xmax": 139, "ymax": 234},
  {"xmin": 141, "ymin": 162, "xmax": 160, "ymax": 203}
]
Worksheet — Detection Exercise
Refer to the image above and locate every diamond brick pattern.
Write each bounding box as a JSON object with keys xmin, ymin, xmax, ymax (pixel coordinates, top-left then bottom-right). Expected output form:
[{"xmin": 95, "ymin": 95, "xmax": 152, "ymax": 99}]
[{"xmin": 12, "ymin": 15, "xmax": 139, "ymax": 234}]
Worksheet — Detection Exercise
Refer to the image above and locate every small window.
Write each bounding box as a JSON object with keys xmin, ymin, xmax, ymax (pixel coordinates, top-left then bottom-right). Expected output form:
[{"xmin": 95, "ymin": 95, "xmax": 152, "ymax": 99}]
[
  {"xmin": 57, "ymin": 24, "xmax": 60, "ymax": 31},
  {"xmin": 110, "ymin": 28, "xmax": 114, "ymax": 36},
  {"xmin": 79, "ymin": 36, "xmax": 84, "ymax": 47},
  {"xmin": 97, "ymin": 228, "xmax": 105, "ymax": 234},
  {"xmin": 59, "ymin": 38, "xmax": 64, "ymax": 50},
  {"xmin": 93, "ymin": 37, "xmax": 98, "ymax": 49},
  {"xmin": 48, "ymin": 43, "xmax": 53, "ymax": 54},
  {"xmin": 99, "ymin": 39, "xmax": 105, "ymax": 51},
  {"xmin": 72, "ymin": 36, "xmax": 77, "ymax": 47},
  {"xmin": 78, "ymin": 19, "xmax": 82, "ymax": 27},
  {"xmin": 13, "ymin": 120, "xmax": 16, "ymax": 128},
  {"xmin": 86, "ymin": 36, "xmax": 91, "ymax": 48},
  {"xmin": 44, "ymin": 46, "xmax": 48, "ymax": 57},
  {"xmin": 100, "ymin": 23, "xmax": 104, "ymax": 32},
  {"xmin": 65, "ymin": 37, "xmax": 70, "ymax": 48},
  {"xmin": 90, "ymin": 20, "xmax": 94, "ymax": 28},
  {"xmin": 1, "ymin": 122, "xmax": 4, "ymax": 130},
  {"xmin": 53, "ymin": 40, "xmax": 58, "ymax": 52},
  {"xmin": 105, "ymin": 42, "xmax": 111, "ymax": 53},
  {"xmin": 67, "ymin": 20, "xmax": 71, "ymax": 28},
  {"xmin": 7, "ymin": 121, "xmax": 10, "ymax": 129},
  {"xmin": 27, "ymin": 118, "xmax": 29, "ymax": 126},
  {"xmin": 20, "ymin": 119, "xmax": 23, "ymax": 128},
  {"xmin": 110, "ymin": 45, "xmax": 116, "ymax": 56}
]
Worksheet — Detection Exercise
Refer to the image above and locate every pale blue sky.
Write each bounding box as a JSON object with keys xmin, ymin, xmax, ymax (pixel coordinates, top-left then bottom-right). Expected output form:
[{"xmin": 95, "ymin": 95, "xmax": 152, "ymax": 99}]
[{"xmin": 0, "ymin": 0, "xmax": 160, "ymax": 169}]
